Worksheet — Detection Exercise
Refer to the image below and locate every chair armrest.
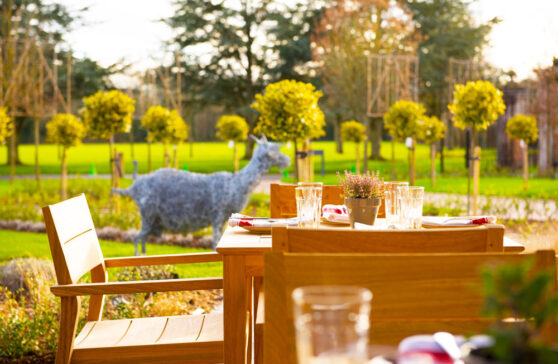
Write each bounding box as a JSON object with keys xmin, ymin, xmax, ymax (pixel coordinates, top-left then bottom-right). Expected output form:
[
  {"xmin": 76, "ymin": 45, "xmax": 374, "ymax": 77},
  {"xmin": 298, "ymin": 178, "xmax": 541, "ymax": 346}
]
[
  {"xmin": 51, "ymin": 277, "xmax": 222, "ymax": 296},
  {"xmin": 104, "ymin": 252, "xmax": 222, "ymax": 268}
]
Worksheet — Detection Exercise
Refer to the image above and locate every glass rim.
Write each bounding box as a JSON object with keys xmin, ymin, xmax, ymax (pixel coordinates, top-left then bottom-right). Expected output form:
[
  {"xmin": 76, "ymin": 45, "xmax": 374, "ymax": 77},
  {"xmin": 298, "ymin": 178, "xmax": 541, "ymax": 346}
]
[
  {"xmin": 384, "ymin": 181, "xmax": 409, "ymax": 185},
  {"xmin": 407, "ymin": 186, "xmax": 425, "ymax": 191},
  {"xmin": 292, "ymin": 285, "xmax": 373, "ymax": 306},
  {"xmin": 297, "ymin": 181, "xmax": 324, "ymax": 186}
]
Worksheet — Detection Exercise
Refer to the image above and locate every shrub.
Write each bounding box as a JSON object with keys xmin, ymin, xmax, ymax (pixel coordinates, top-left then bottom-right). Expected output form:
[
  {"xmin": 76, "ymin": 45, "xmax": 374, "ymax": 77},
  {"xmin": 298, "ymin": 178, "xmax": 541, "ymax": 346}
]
[
  {"xmin": 383, "ymin": 100, "xmax": 425, "ymax": 141},
  {"xmin": 215, "ymin": 115, "xmax": 249, "ymax": 142},
  {"xmin": 506, "ymin": 114, "xmax": 538, "ymax": 144},
  {"xmin": 418, "ymin": 115, "xmax": 446, "ymax": 145},
  {"xmin": 340, "ymin": 120, "xmax": 366, "ymax": 143},
  {"xmin": 141, "ymin": 105, "xmax": 189, "ymax": 145},
  {"xmin": 81, "ymin": 90, "xmax": 136, "ymax": 140},
  {"xmin": 45, "ymin": 114, "xmax": 86, "ymax": 148}
]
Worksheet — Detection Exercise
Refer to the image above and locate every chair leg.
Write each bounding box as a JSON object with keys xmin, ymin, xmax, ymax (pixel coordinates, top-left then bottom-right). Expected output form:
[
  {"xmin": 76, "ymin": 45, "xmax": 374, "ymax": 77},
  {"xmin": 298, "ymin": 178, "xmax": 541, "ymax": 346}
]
[{"xmin": 56, "ymin": 296, "xmax": 80, "ymax": 364}]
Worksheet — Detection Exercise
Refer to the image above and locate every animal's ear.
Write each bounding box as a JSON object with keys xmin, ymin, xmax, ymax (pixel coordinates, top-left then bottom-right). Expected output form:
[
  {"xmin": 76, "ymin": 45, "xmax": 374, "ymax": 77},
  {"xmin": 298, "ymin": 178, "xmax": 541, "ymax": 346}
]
[
  {"xmin": 261, "ymin": 134, "xmax": 268, "ymax": 143},
  {"xmin": 249, "ymin": 134, "xmax": 261, "ymax": 144}
]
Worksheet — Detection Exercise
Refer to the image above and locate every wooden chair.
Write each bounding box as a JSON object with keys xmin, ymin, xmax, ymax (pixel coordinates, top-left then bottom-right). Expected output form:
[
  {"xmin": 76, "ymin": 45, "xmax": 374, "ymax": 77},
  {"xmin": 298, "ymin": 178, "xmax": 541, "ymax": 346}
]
[
  {"xmin": 263, "ymin": 250, "xmax": 557, "ymax": 364},
  {"xmin": 269, "ymin": 183, "xmax": 386, "ymax": 218},
  {"xmin": 271, "ymin": 224, "xmax": 505, "ymax": 253},
  {"xmin": 43, "ymin": 194, "xmax": 224, "ymax": 364}
]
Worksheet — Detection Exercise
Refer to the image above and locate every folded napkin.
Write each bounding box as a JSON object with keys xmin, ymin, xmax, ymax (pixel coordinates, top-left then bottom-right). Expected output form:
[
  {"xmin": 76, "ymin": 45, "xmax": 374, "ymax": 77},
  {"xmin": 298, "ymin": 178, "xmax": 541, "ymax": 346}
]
[
  {"xmin": 422, "ymin": 216, "xmax": 496, "ymax": 227},
  {"xmin": 228, "ymin": 213, "xmax": 298, "ymax": 228},
  {"xmin": 322, "ymin": 204, "xmax": 350, "ymax": 224},
  {"xmin": 354, "ymin": 221, "xmax": 402, "ymax": 230}
]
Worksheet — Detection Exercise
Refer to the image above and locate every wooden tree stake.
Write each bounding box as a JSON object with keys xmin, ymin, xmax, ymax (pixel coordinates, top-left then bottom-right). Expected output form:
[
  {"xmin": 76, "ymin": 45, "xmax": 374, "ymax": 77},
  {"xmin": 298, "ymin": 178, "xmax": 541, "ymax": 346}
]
[
  {"xmin": 61, "ymin": 146, "xmax": 67, "ymax": 199},
  {"xmin": 355, "ymin": 142, "xmax": 360, "ymax": 174},
  {"xmin": 147, "ymin": 141, "xmax": 152, "ymax": 172},
  {"xmin": 233, "ymin": 142, "xmax": 238, "ymax": 173},
  {"xmin": 409, "ymin": 138, "xmax": 416, "ymax": 186},
  {"xmin": 173, "ymin": 145, "xmax": 178, "ymax": 169},
  {"xmin": 523, "ymin": 142, "xmax": 529, "ymax": 191},
  {"xmin": 430, "ymin": 143, "xmax": 436, "ymax": 188},
  {"xmin": 473, "ymin": 146, "xmax": 481, "ymax": 215}
]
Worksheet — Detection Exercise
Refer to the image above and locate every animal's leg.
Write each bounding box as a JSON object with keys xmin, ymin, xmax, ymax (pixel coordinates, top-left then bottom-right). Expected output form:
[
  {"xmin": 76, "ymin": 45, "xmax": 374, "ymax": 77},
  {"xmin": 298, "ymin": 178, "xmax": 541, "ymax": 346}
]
[
  {"xmin": 133, "ymin": 228, "xmax": 150, "ymax": 256},
  {"xmin": 211, "ymin": 218, "xmax": 227, "ymax": 251}
]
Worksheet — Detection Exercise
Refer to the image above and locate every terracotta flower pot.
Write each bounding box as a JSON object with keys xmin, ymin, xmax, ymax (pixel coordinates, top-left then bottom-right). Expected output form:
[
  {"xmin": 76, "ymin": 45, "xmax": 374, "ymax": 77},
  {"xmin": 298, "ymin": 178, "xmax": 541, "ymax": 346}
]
[{"xmin": 345, "ymin": 197, "xmax": 382, "ymax": 228}]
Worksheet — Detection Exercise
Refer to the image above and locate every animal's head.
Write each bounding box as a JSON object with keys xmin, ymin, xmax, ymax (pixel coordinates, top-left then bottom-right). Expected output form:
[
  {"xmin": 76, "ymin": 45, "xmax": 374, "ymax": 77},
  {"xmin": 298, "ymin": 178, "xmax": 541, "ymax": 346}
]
[{"xmin": 251, "ymin": 135, "xmax": 290, "ymax": 169}]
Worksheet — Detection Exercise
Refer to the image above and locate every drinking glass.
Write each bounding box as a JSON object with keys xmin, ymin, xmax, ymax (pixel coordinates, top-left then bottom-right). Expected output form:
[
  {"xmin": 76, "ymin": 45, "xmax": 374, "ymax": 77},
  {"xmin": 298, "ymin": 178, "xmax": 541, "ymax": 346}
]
[
  {"xmin": 292, "ymin": 286, "xmax": 372, "ymax": 364},
  {"xmin": 296, "ymin": 185, "xmax": 323, "ymax": 228},
  {"xmin": 398, "ymin": 186, "xmax": 424, "ymax": 229},
  {"xmin": 384, "ymin": 181, "xmax": 409, "ymax": 225}
]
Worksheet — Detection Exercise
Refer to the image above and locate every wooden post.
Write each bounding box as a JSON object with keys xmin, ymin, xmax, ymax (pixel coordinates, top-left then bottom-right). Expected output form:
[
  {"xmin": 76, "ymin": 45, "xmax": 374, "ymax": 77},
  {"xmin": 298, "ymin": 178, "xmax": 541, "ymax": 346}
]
[
  {"xmin": 355, "ymin": 142, "xmax": 360, "ymax": 174},
  {"xmin": 473, "ymin": 146, "xmax": 481, "ymax": 215},
  {"xmin": 409, "ymin": 138, "xmax": 416, "ymax": 186},
  {"xmin": 173, "ymin": 145, "xmax": 178, "ymax": 169},
  {"xmin": 430, "ymin": 143, "xmax": 436, "ymax": 188},
  {"xmin": 61, "ymin": 146, "xmax": 67, "ymax": 199},
  {"xmin": 164, "ymin": 145, "xmax": 170, "ymax": 168},
  {"xmin": 523, "ymin": 141, "xmax": 529, "ymax": 191},
  {"xmin": 34, "ymin": 116, "xmax": 40, "ymax": 188},
  {"xmin": 113, "ymin": 146, "xmax": 120, "ymax": 213},
  {"xmin": 293, "ymin": 139, "xmax": 299, "ymax": 182},
  {"xmin": 147, "ymin": 141, "xmax": 152, "ymax": 172},
  {"xmin": 391, "ymin": 138, "xmax": 396, "ymax": 180},
  {"xmin": 233, "ymin": 141, "xmax": 238, "ymax": 173}
]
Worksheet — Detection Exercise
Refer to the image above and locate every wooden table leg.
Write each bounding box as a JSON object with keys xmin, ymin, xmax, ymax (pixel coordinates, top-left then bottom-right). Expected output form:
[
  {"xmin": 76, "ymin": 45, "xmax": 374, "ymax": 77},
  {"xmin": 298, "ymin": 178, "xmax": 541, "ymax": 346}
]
[{"xmin": 223, "ymin": 255, "xmax": 249, "ymax": 364}]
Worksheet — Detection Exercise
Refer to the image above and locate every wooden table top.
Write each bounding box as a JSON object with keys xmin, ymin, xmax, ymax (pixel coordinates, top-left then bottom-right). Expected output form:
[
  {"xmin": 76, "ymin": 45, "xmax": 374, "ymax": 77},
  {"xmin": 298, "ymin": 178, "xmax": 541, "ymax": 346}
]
[{"xmin": 216, "ymin": 221, "xmax": 525, "ymax": 254}]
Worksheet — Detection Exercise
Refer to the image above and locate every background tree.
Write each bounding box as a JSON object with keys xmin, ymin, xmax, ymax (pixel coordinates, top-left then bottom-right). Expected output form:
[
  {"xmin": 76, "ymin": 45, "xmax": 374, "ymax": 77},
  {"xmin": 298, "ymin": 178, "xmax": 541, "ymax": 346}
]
[
  {"xmin": 45, "ymin": 113, "xmax": 85, "ymax": 199},
  {"xmin": 252, "ymin": 79, "xmax": 325, "ymax": 181},
  {"xmin": 340, "ymin": 120, "xmax": 366, "ymax": 173},
  {"xmin": 141, "ymin": 105, "xmax": 188, "ymax": 168},
  {"xmin": 81, "ymin": 90, "xmax": 135, "ymax": 183},
  {"xmin": 418, "ymin": 115, "xmax": 446, "ymax": 187},
  {"xmin": 506, "ymin": 114, "xmax": 538, "ymax": 190},
  {"xmin": 312, "ymin": 0, "xmax": 417, "ymax": 161},
  {"xmin": 448, "ymin": 80, "xmax": 505, "ymax": 213},
  {"xmin": 0, "ymin": 0, "xmax": 75, "ymax": 165},
  {"xmin": 166, "ymin": 0, "xmax": 321, "ymax": 159},
  {"xmin": 383, "ymin": 100, "xmax": 425, "ymax": 184},
  {"xmin": 406, "ymin": 0, "xmax": 498, "ymax": 119},
  {"xmin": 216, "ymin": 115, "xmax": 249, "ymax": 173}
]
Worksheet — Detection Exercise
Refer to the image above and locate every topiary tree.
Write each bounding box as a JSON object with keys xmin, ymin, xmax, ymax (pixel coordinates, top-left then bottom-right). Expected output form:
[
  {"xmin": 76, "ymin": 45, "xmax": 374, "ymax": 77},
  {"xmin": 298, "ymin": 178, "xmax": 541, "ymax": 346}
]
[
  {"xmin": 383, "ymin": 100, "xmax": 426, "ymax": 184},
  {"xmin": 216, "ymin": 114, "xmax": 249, "ymax": 173},
  {"xmin": 46, "ymin": 113, "xmax": 86, "ymax": 199},
  {"xmin": 141, "ymin": 105, "xmax": 189, "ymax": 168},
  {"xmin": 251, "ymin": 79, "xmax": 325, "ymax": 181},
  {"xmin": 340, "ymin": 120, "xmax": 366, "ymax": 173},
  {"xmin": 506, "ymin": 114, "xmax": 538, "ymax": 190},
  {"xmin": 81, "ymin": 90, "xmax": 136, "ymax": 179},
  {"xmin": 418, "ymin": 115, "xmax": 446, "ymax": 187},
  {"xmin": 448, "ymin": 80, "xmax": 505, "ymax": 213}
]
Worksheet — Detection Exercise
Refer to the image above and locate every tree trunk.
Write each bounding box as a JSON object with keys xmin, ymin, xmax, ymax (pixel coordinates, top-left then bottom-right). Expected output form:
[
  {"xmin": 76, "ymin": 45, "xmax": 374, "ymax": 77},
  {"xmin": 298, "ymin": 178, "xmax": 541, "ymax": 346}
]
[
  {"xmin": 34, "ymin": 117, "xmax": 40, "ymax": 188},
  {"xmin": 294, "ymin": 139, "xmax": 299, "ymax": 182},
  {"xmin": 244, "ymin": 137, "xmax": 255, "ymax": 160},
  {"xmin": 369, "ymin": 116, "xmax": 383, "ymax": 160},
  {"xmin": 147, "ymin": 141, "xmax": 152, "ymax": 172},
  {"xmin": 391, "ymin": 138, "xmax": 396, "ymax": 181},
  {"xmin": 164, "ymin": 145, "xmax": 170, "ymax": 168},
  {"xmin": 173, "ymin": 145, "xmax": 178, "ymax": 169},
  {"xmin": 334, "ymin": 114, "xmax": 343, "ymax": 154},
  {"xmin": 7, "ymin": 118, "xmax": 23, "ymax": 166},
  {"xmin": 409, "ymin": 138, "xmax": 416, "ymax": 186},
  {"xmin": 108, "ymin": 137, "xmax": 114, "ymax": 186},
  {"xmin": 61, "ymin": 147, "xmax": 67, "ymax": 200},
  {"xmin": 523, "ymin": 141, "xmax": 529, "ymax": 191},
  {"xmin": 430, "ymin": 143, "xmax": 436, "ymax": 188}
]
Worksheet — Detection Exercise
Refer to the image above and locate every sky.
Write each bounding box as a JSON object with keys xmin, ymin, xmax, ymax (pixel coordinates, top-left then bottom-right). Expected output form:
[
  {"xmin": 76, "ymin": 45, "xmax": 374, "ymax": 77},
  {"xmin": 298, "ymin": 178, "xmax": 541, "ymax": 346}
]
[{"xmin": 53, "ymin": 0, "xmax": 558, "ymax": 84}]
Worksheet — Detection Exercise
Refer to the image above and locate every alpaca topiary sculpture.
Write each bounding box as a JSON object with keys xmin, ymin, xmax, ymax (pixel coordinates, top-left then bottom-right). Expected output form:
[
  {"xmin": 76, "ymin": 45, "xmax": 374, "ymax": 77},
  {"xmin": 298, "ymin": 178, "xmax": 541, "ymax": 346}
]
[{"xmin": 113, "ymin": 135, "xmax": 290, "ymax": 255}]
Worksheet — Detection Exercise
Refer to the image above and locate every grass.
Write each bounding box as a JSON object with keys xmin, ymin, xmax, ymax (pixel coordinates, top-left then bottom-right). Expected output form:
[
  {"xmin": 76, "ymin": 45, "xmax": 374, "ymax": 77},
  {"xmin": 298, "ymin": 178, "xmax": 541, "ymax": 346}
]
[{"xmin": 0, "ymin": 230, "xmax": 222, "ymax": 280}]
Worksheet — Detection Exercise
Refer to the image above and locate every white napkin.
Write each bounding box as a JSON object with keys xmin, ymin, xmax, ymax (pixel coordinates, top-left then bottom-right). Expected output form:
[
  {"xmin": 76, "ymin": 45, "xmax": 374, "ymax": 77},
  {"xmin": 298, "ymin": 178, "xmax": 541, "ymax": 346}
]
[
  {"xmin": 421, "ymin": 216, "xmax": 496, "ymax": 226},
  {"xmin": 354, "ymin": 221, "xmax": 403, "ymax": 230},
  {"xmin": 322, "ymin": 204, "xmax": 350, "ymax": 224}
]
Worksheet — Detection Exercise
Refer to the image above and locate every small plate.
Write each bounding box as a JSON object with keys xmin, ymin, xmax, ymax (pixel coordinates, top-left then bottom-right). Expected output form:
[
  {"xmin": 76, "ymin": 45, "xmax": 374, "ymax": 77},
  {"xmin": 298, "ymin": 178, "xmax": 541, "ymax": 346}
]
[{"xmin": 320, "ymin": 217, "xmax": 351, "ymax": 226}]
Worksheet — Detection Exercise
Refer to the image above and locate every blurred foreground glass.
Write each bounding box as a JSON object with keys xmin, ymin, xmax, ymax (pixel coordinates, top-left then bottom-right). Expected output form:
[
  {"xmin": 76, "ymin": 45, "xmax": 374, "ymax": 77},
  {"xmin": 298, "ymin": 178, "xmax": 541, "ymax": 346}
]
[
  {"xmin": 296, "ymin": 185, "xmax": 322, "ymax": 228},
  {"xmin": 384, "ymin": 182, "xmax": 409, "ymax": 225},
  {"xmin": 398, "ymin": 186, "xmax": 424, "ymax": 229},
  {"xmin": 292, "ymin": 286, "xmax": 372, "ymax": 364}
]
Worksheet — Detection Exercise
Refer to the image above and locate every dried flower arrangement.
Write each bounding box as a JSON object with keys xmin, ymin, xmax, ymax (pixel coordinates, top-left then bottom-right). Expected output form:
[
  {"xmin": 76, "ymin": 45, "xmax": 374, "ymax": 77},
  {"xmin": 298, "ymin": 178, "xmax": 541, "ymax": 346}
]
[{"xmin": 337, "ymin": 170, "xmax": 385, "ymax": 199}]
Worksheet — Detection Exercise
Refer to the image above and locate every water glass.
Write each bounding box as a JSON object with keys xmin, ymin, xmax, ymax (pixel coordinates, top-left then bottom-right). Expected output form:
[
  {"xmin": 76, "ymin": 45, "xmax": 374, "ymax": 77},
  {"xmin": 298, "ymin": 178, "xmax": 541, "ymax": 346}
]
[
  {"xmin": 384, "ymin": 181, "xmax": 409, "ymax": 225},
  {"xmin": 292, "ymin": 286, "xmax": 372, "ymax": 364},
  {"xmin": 398, "ymin": 186, "xmax": 424, "ymax": 229},
  {"xmin": 296, "ymin": 185, "xmax": 323, "ymax": 228}
]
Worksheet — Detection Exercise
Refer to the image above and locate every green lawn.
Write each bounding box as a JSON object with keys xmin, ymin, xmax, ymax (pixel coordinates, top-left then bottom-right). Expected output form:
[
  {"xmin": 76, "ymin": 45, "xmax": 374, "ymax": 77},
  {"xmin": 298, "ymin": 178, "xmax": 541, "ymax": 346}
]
[{"xmin": 0, "ymin": 230, "xmax": 222, "ymax": 280}]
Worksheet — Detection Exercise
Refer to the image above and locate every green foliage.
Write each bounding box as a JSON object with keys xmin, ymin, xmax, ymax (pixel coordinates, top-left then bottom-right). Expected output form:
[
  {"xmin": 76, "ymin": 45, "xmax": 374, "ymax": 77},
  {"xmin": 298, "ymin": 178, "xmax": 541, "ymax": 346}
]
[
  {"xmin": 252, "ymin": 79, "xmax": 325, "ymax": 141},
  {"xmin": 407, "ymin": 0, "xmax": 498, "ymax": 117},
  {"xmin": 45, "ymin": 113, "xmax": 86, "ymax": 148},
  {"xmin": 141, "ymin": 106, "xmax": 189, "ymax": 144},
  {"xmin": 0, "ymin": 106, "xmax": 12, "ymax": 145},
  {"xmin": 448, "ymin": 81, "xmax": 505, "ymax": 131},
  {"xmin": 383, "ymin": 100, "xmax": 426, "ymax": 140},
  {"xmin": 419, "ymin": 115, "xmax": 446, "ymax": 144},
  {"xmin": 215, "ymin": 115, "xmax": 249, "ymax": 142},
  {"xmin": 81, "ymin": 90, "xmax": 136, "ymax": 140},
  {"xmin": 337, "ymin": 170, "xmax": 384, "ymax": 199},
  {"xmin": 506, "ymin": 114, "xmax": 539, "ymax": 144},
  {"xmin": 481, "ymin": 259, "xmax": 558, "ymax": 363},
  {"xmin": 340, "ymin": 120, "xmax": 366, "ymax": 143}
]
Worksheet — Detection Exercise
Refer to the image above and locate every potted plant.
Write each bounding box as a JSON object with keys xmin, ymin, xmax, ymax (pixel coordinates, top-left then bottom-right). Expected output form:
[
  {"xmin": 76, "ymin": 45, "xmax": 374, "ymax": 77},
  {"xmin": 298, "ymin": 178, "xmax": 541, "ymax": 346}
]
[
  {"xmin": 466, "ymin": 258, "xmax": 558, "ymax": 364},
  {"xmin": 338, "ymin": 170, "xmax": 384, "ymax": 227}
]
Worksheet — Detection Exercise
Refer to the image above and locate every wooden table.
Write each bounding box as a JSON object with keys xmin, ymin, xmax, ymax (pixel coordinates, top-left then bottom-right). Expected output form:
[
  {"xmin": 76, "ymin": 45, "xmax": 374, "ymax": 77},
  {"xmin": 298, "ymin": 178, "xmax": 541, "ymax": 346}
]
[{"xmin": 216, "ymin": 224, "xmax": 525, "ymax": 364}]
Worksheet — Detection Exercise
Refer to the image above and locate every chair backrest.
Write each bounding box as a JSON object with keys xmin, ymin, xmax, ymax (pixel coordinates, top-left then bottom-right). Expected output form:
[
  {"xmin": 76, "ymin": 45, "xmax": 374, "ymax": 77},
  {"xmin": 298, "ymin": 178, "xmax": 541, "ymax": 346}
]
[
  {"xmin": 263, "ymin": 250, "xmax": 557, "ymax": 364},
  {"xmin": 272, "ymin": 224, "xmax": 505, "ymax": 253},
  {"xmin": 271, "ymin": 183, "xmax": 386, "ymax": 218},
  {"xmin": 42, "ymin": 194, "xmax": 105, "ymax": 285}
]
